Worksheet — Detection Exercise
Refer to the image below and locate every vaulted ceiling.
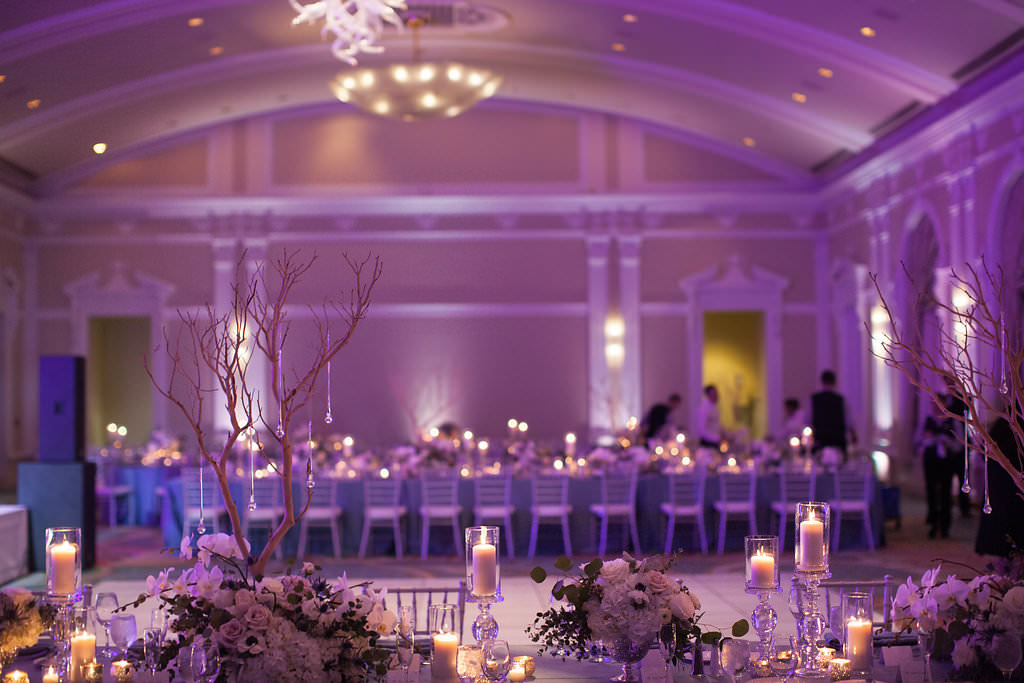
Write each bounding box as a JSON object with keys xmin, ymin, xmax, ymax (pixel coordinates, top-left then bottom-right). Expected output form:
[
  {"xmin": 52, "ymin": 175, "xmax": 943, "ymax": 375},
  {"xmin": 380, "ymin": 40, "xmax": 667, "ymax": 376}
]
[{"xmin": 0, "ymin": 0, "xmax": 1021, "ymax": 197}]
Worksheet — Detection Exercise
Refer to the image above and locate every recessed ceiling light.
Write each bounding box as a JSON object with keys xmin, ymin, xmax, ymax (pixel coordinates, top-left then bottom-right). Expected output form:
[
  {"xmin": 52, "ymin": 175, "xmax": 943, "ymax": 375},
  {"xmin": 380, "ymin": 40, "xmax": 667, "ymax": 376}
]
[
  {"xmin": 622, "ymin": 13, "xmax": 638, "ymax": 23},
  {"xmin": 93, "ymin": 143, "xmax": 107, "ymax": 155},
  {"xmin": 26, "ymin": 99, "xmax": 40, "ymax": 109},
  {"xmin": 860, "ymin": 26, "xmax": 876, "ymax": 37},
  {"xmin": 791, "ymin": 92, "xmax": 807, "ymax": 103},
  {"xmin": 187, "ymin": 17, "xmax": 204, "ymax": 27},
  {"xmin": 742, "ymin": 137, "xmax": 756, "ymax": 147},
  {"xmin": 611, "ymin": 42, "xmax": 626, "ymax": 52},
  {"xmin": 817, "ymin": 67, "xmax": 834, "ymax": 78},
  {"xmin": 209, "ymin": 46, "xmax": 224, "ymax": 56}
]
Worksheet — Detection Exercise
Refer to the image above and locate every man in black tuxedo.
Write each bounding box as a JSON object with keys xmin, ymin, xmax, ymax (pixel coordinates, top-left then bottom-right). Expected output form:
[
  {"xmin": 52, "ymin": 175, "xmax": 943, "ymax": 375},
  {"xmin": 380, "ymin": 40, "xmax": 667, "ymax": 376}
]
[
  {"xmin": 810, "ymin": 370, "xmax": 856, "ymax": 457},
  {"xmin": 642, "ymin": 393, "xmax": 681, "ymax": 444}
]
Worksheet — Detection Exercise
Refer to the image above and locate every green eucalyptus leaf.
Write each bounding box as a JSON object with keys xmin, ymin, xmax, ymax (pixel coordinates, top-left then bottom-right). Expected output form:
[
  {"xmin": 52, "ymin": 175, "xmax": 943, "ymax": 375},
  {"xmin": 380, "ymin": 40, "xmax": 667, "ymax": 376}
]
[
  {"xmin": 554, "ymin": 555, "xmax": 573, "ymax": 572},
  {"xmin": 701, "ymin": 631, "xmax": 722, "ymax": 645},
  {"xmin": 530, "ymin": 567, "xmax": 548, "ymax": 583},
  {"xmin": 584, "ymin": 559, "xmax": 603, "ymax": 578},
  {"xmin": 731, "ymin": 620, "xmax": 749, "ymax": 638},
  {"xmin": 563, "ymin": 584, "xmax": 580, "ymax": 604}
]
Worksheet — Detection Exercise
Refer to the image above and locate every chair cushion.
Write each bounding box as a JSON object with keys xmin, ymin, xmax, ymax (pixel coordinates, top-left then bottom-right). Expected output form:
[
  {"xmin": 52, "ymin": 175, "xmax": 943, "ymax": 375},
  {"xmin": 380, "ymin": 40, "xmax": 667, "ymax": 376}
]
[
  {"xmin": 531, "ymin": 504, "xmax": 572, "ymax": 517},
  {"xmin": 831, "ymin": 500, "xmax": 870, "ymax": 512},
  {"xmin": 366, "ymin": 505, "xmax": 407, "ymax": 520},
  {"xmin": 419, "ymin": 505, "xmax": 463, "ymax": 518},
  {"xmin": 712, "ymin": 501, "xmax": 755, "ymax": 513},
  {"xmin": 303, "ymin": 508, "xmax": 342, "ymax": 521},
  {"xmin": 589, "ymin": 504, "xmax": 634, "ymax": 517},
  {"xmin": 474, "ymin": 505, "xmax": 514, "ymax": 518},
  {"xmin": 659, "ymin": 503, "xmax": 702, "ymax": 516}
]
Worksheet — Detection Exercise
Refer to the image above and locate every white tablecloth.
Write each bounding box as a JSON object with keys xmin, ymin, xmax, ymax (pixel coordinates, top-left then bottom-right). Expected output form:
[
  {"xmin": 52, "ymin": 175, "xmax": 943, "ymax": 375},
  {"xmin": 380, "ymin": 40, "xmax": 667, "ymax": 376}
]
[{"xmin": 0, "ymin": 504, "xmax": 29, "ymax": 584}]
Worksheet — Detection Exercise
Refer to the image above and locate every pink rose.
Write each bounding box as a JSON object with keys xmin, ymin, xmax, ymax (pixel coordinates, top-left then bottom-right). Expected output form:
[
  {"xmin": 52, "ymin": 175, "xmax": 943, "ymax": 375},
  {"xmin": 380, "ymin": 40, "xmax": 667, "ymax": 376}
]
[
  {"xmin": 244, "ymin": 604, "xmax": 272, "ymax": 630},
  {"xmin": 644, "ymin": 571, "xmax": 672, "ymax": 594},
  {"xmin": 215, "ymin": 618, "xmax": 245, "ymax": 647}
]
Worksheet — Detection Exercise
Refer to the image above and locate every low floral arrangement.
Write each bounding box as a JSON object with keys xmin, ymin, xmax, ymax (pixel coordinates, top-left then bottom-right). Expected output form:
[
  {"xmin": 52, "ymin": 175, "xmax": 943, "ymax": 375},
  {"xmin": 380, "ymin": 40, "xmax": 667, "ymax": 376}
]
[
  {"xmin": 892, "ymin": 550, "xmax": 1024, "ymax": 679},
  {"xmin": 527, "ymin": 553, "xmax": 746, "ymax": 663},
  {"xmin": 0, "ymin": 586, "xmax": 55, "ymax": 657},
  {"xmin": 135, "ymin": 533, "xmax": 395, "ymax": 682}
]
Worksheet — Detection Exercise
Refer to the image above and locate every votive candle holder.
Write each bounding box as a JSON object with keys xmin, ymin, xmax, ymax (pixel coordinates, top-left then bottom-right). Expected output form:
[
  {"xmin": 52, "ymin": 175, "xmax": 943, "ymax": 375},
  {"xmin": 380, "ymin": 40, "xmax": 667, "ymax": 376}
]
[
  {"xmin": 466, "ymin": 526, "xmax": 500, "ymax": 599},
  {"xmin": 844, "ymin": 592, "xmax": 873, "ymax": 674},
  {"xmin": 794, "ymin": 503, "xmax": 830, "ymax": 573},
  {"xmin": 46, "ymin": 527, "xmax": 82, "ymax": 600}
]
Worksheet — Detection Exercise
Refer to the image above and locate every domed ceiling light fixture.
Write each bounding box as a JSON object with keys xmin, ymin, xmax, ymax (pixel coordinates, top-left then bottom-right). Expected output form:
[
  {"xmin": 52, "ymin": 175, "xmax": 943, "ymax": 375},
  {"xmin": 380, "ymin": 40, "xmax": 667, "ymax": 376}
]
[
  {"xmin": 290, "ymin": 0, "xmax": 406, "ymax": 64},
  {"xmin": 329, "ymin": 16, "xmax": 502, "ymax": 122}
]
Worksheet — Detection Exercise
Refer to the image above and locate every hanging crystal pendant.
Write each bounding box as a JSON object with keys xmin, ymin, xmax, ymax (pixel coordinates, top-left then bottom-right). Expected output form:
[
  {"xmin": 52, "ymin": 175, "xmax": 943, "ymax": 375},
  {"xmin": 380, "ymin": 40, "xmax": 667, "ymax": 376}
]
[
  {"xmin": 276, "ymin": 331, "xmax": 286, "ymax": 436},
  {"xmin": 196, "ymin": 464, "xmax": 207, "ymax": 535},
  {"xmin": 325, "ymin": 328, "xmax": 334, "ymax": 424},
  {"xmin": 982, "ymin": 447, "xmax": 992, "ymax": 514},
  {"xmin": 249, "ymin": 436, "xmax": 257, "ymax": 511},
  {"xmin": 961, "ymin": 404, "xmax": 972, "ymax": 494},
  {"xmin": 999, "ymin": 315, "xmax": 1010, "ymax": 395},
  {"xmin": 307, "ymin": 457, "xmax": 316, "ymax": 490}
]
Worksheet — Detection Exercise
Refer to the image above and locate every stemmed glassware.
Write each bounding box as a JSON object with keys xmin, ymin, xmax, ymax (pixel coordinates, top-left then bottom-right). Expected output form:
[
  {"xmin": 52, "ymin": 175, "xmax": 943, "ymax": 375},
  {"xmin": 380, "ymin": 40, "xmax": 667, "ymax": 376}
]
[
  {"xmin": 457, "ymin": 645, "xmax": 484, "ymax": 683},
  {"xmin": 992, "ymin": 632, "xmax": 1022, "ymax": 682},
  {"xmin": 395, "ymin": 605, "xmax": 416, "ymax": 682},
  {"xmin": 480, "ymin": 639, "xmax": 511, "ymax": 682},
  {"xmin": 143, "ymin": 628, "xmax": 163, "ymax": 674},
  {"xmin": 109, "ymin": 614, "xmax": 137, "ymax": 660},
  {"xmin": 658, "ymin": 624, "xmax": 677, "ymax": 679},
  {"xmin": 719, "ymin": 638, "xmax": 751, "ymax": 683},
  {"xmin": 770, "ymin": 637, "xmax": 798, "ymax": 681},
  {"xmin": 93, "ymin": 592, "xmax": 119, "ymax": 656},
  {"xmin": 187, "ymin": 640, "xmax": 222, "ymax": 683},
  {"xmin": 917, "ymin": 619, "xmax": 934, "ymax": 682}
]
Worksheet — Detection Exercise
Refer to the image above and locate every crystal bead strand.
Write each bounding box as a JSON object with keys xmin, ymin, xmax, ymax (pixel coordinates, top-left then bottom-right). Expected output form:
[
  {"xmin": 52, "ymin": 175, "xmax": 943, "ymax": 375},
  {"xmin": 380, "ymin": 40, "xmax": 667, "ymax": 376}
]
[
  {"xmin": 307, "ymin": 416, "xmax": 316, "ymax": 489},
  {"xmin": 324, "ymin": 327, "xmax": 334, "ymax": 424},
  {"xmin": 196, "ymin": 464, "xmax": 207, "ymax": 534},
  {"xmin": 982, "ymin": 443, "xmax": 992, "ymax": 514},
  {"xmin": 999, "ymin": 315, "xmax": 1009, "ymax": 395},
  {"xmin": 275, "ymin": 327, "xmax": 286, "ymax": 437},
  {"xmin": 248, "ymin": 432, "xmax": 257, "ymax": 511},
  {"xmin": 961, "ymin": 398, "xmax": 972, "ymax": 495}
]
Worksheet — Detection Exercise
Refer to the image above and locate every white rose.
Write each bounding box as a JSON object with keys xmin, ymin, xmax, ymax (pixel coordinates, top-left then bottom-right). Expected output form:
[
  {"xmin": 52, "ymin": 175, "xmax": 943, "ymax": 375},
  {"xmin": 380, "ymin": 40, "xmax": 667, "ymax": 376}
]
[
  {"xmin": 951, "ymin": 638, "xmax": 977, "ymax": 670},
  {"xmin": 645, "ymin": 571, "xmax": 672, "ymax": 594},
  {"xmin": 1002, "ymin": 586, "xmax": 1024, "ymax": 615},
  {"xmin": 669, "ymin": 592, "xmax": 695, "ymax": 621},
  {"xmin": 600, "ymin": 559, "xmax": 631, "ymax": 585},
  {"xmin": 687, "ymin": 590, "xmax": 701, "ymax": 610}
]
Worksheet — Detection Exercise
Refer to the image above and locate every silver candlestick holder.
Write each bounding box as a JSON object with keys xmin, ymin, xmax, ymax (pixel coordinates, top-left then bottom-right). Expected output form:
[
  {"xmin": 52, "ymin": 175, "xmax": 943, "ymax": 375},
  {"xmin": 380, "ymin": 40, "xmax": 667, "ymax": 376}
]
[
  {"xmin": 745, "ymin": 535, "xmax": 780, "ymax": 660},
  {"xmin": 793, "ymin": 503, "xmax": 831, "ymax": 679},
  {"xmin": 466, "ymin": 526, "xmax": 503, "ymax": 641}
]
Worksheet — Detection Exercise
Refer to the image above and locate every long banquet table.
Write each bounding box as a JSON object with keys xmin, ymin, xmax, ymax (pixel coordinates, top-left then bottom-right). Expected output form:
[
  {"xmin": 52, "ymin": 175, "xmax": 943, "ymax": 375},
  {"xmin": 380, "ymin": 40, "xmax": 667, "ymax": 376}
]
[{"xmin": 158, "ymin": 471, "xmax": 884, "ymax": 557}]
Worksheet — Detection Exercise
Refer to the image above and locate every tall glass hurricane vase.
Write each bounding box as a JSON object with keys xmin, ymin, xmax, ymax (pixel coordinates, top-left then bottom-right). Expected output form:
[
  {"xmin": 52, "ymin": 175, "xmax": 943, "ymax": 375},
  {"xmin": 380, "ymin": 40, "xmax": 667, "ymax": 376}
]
[
  {"xmin": 793, "ymin": 503, "xmax": 831, "ymax": 679},
  {"xmin": 46, "ymin": 527, "xmax": 82, "ymax": 602},
  {"xmin": 466, "ymin": 526, "xmax": 502, "ymax": 641}
]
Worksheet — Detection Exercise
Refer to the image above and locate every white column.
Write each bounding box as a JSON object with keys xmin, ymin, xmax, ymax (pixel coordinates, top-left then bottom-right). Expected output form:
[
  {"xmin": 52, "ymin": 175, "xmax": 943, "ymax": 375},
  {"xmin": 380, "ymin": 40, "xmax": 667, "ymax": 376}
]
[
  {"xmin": 586, "ymin": 235, "xmax": 611, "ymax": 433},
  {"xmin": 21, "ymin": 237, "xmax": 38, "ymax": 457},
  {"xmin": 243, "ymin": 238, "xmax": 271, "ymax": 434},
  {"xmin": 814, "ymin": 232, "xmax": 832, "ymax": 375},
  {"xmin": 212, "ymin": 238, "xmax": 238, "ymax": 433},
  {"xmin": 618, "ymin": 234, "xmax": 642, "ymax": 424}
]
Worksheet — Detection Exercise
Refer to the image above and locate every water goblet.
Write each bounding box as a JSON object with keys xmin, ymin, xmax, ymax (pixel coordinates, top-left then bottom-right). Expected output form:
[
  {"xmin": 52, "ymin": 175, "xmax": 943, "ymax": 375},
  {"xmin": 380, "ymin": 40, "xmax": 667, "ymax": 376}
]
[
  {"xmin": 457, "ymin": 645, "xmax": 484, "ymax": 683},
  {"xmin": 992, "ymin": 632, "xmax": 1023, "ymax": 682},
  {"xmin": 481, "ymin": 639, "xmax": 511, "ymax": 681},
  {"xmin": 142, "ymin": 628, "xmax": 162, "ymax": 674},
  {"xmin": 720, "ymin": 638, "xmax": 751, "ymax": 683},
  {"xmin": 108, "ymin": 614, "xmax": 137, "ymax": 660},
  {"xmin": 770, "ymin": 637, "xmax": 799, "ymax": 681},
  {"xmin": 188, "ymin": 640, "xmax": 221, "ymax": 683},
  {"xmin": 93, "ymin": 592, "xmax": 119, "ymax": 656},
  {"xmin": 917, "ymin": 619, "xmax": 934, "ymax": 682},
  {"xmin": 395, "ymin": 605, "xmax": 416, "ymax": 682},
  {"xmin": 659, "ymin": 623, "xmax": 677, "ymax": 678}
]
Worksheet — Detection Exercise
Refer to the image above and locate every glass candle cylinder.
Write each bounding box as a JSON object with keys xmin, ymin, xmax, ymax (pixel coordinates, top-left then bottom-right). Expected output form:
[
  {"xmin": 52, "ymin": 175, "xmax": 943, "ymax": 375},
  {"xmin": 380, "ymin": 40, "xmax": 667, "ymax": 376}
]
[
  {"xmin": 844, "ymin": 592, "xmax": 873, "ymax": 673},
  {"xmin": 466, "ymin": 526, "xmax": 500, "ymax": 599},
  {"xmin": 82, "ymin": 661, "xmax": 103, "ymax": 683},
  {"xmin": 794, "ymin": 503, "xmax": 830, "ymax": 572},
  {"xmin": 46, "ymin": 527, "xmax": 82, "ymax": 600},
  {"xmin": 69, "ymin": 630, "xmax": 96, "ymax": 683},
  {"xmin": 429, "ymin": 603, "xmax": 459, "ymax": 680},
  {"xmin": 745, "ymin": 535, "xmax": 780, "ymax": 590}
]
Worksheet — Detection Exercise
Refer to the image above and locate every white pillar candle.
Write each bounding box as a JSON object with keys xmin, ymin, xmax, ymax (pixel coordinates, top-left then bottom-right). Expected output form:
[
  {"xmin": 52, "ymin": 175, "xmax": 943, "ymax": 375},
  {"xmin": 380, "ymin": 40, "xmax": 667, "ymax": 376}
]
[
  {"xmin": 508, "ymin": 665, "xmax": 526, "ymax": 682},
  {"xmin": 750, "ymin": 550, "xmax": 775, "ymax": 588},
  {"xmin": 50, "ymin": 540, "xmax": 78, "ymax": 594},
  {"xmin": 846, "ymin": 618, "xmax": 873, "ymax": 670},
  {"xmin": 69, "ymin": 631, "xmax": 96, "ymax": 683},
  {"xmin": 799, "ymin": 516, "xmax": 825, "ymax": 570},
  {"xmin": 432, "ymin": 632, "xmax": 459, "ymax": 681},
  {"xmin": 3, "ymin": 672, "xmax": 28, "ymax": 683},
  {"xmin": 471, "ymin": 542, "xmax": 498, "ymax": 597},
  {"xmin": 42, "ymin": 666, "xmax": 59, "ymax": 683}
]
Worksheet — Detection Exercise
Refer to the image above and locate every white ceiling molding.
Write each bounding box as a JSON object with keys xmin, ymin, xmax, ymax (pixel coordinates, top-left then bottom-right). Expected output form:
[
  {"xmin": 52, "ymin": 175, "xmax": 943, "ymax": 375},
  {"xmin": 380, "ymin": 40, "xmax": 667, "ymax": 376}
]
[
  {"xmin": 964, "ymin": 0, "xmax": 1024, "ymax": 25},
  {"xmin": 569, "ymin": 0, "xmax": 956, "ymax": 102}
]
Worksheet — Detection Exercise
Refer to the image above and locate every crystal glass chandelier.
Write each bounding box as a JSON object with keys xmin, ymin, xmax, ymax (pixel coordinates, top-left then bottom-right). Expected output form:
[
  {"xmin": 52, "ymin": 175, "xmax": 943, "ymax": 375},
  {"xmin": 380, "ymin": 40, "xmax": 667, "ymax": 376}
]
[
  {"xmin": 329, "ymin": 17, "xmax": 502, "ymax": 121},
  {"xmin": 290, "ymin": 0, "xmax": 406, "ymax": 64}
]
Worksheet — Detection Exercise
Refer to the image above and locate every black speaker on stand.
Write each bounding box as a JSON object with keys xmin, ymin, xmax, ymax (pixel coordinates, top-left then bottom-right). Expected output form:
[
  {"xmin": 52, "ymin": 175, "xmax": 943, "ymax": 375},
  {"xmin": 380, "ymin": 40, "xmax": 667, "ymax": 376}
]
[{"xmin": 18, "ymin": 355, "xmax": 97, "ymax": 572}]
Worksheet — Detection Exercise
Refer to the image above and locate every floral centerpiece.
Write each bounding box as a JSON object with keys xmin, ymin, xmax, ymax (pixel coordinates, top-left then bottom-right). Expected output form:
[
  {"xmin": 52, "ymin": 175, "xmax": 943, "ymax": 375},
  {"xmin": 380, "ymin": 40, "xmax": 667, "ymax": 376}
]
[
  {"xmin": 892, "ymin": 550, "xmax": 1024, "ymax": 679},
  {"xmin": 528, "ymin": 552, "xmax": 746, "ymax": 679},
  {"xmin": 134, "ymin": 533, "xmax": 394, "ymax": 682},
  {"xmin": 0, "ymin": 587, "xmax": 56, "ymax": 667}
]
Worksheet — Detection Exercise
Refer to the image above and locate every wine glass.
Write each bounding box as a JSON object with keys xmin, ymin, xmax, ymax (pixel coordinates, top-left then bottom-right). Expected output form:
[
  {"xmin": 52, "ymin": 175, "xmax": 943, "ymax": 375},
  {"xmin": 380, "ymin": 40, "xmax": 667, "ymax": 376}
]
[
  {"xmin": 109, "ymin": 614, "xmax": 137, "ymax": 659},
  {"xmin": 189, "ymin": 640, "xmax": 222, "ymax": 683},
  {"xmin": 917, "ymin": 619, "xmax": 934, "ymax": 682},
  {"xmin": 151, "ymin": 607, "xmax": 168, "ymax": 636},
  {"xmin": 93, "ymin": 592, "xmax": 119, "ymax": 655},
  {"xmin": 770, "ymin": 637, "xmax": 799, "ymax": 681},
  {"xmin": 457, "ymin": 645, "xmax": 483, "ymax": 683},
  {"xmin": 992, "ymin": 633, "xmax": 1023, "ymax": 682},
  {"xmin": 659, "ymin": 623, "xmax": 677, "ymax": 678},
  {"xmin": 395, "ymin": 605, "xmax": 416, "ymax": 682},
  {"xmin": 480, "ymin": 639, "xmax": 511, "ymax": 682},
  {"xmin": 720, "ymin": 638, "xmax": 751, "ymax": 683},
  {"xmin": 143, "ymin": 628, "xmax": 162, "ymax": 674}
]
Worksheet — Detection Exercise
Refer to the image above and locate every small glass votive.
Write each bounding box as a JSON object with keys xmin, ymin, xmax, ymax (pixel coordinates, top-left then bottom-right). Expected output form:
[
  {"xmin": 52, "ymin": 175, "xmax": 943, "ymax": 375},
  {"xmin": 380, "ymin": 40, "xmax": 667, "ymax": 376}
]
[
  {"xmin": 749, "ymin": 658, "xmax": 774, "ymax": 678},
  {"xmin": 82, "ymin": 660, "xmax": 104, "ymax": 683},
  {"xmin": 816, "ymin": 647, "xmax": 836, "ymax": 667},
  {"xmin": 46, "ymin": 526, "xmax": 82, "ymax": 600},
  {"xmin": 513, "ymin": 655, "xmax": 535, "ymax": 677},
  {"xmin": 844, "ymin": 592, "xmax": 873, "ymax": 673},
  {"xmin": 42, "ymin": 666, "xmax": 60, "ymax": 683},
  {"xmin": 429, "ymin": 603, "xmax": 459, "ymax": 679},
  {"xmin": 828, "ymin": 657, "xmax": 852, "ymax": 681},
  {"xmin": 3, "ymin": 671, "xmax": 29, "ymax": 683},
  {"xmin": 745, "ymin": 535, "xmax": 779, "ymax": 590},
  {"xmin": 457, "ymin": 645, "xmax": 483, "ymax": 683},
  {"xmin": 794, "ymin": 502, "xmax": 830, "ymax": 573},
  {"xmin": 466, "ymin": 526, "xmax": 500, "ymax": 599},
  {"xmin": 112, "ymin": 659, "xmax": 136, "ymax": 682}
]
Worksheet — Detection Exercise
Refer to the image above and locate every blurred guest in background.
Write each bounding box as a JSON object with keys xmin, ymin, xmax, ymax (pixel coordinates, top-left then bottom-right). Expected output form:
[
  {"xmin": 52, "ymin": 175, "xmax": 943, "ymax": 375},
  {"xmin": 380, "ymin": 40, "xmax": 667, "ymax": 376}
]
[
  {"xmin": 975, "ymin": 416, "xmax": 1024, "ymax": 556},
  {"xmin": 917, "ymin": 401, "xmax": 954, "ymax": 539},
  {"xmin": 811, "ymin": 370, "xmax": 856, "ymax": 457},
  {"xmin": 641, "ymin": 393, "xmax": 681, "ymax": 444},
  {"xmin": 942, "ymin": 378, "xmax": 972, "ymax": 518},
  {"xmin": 696, "ymin": 385, "xmax": 724, "ymax": 448},
  {"xmin": 782, "ymin": 398, "xmax": 807, "ymax": 441}
]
